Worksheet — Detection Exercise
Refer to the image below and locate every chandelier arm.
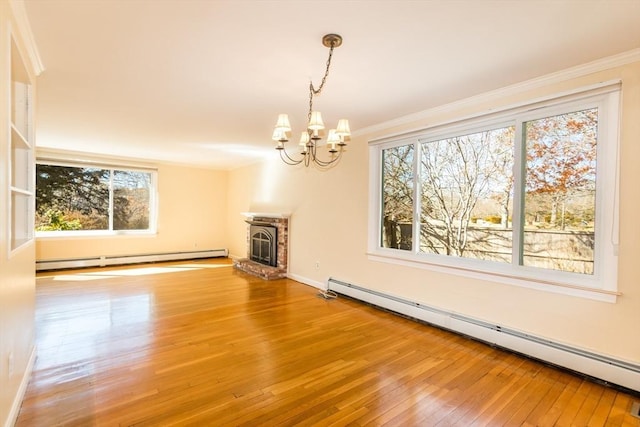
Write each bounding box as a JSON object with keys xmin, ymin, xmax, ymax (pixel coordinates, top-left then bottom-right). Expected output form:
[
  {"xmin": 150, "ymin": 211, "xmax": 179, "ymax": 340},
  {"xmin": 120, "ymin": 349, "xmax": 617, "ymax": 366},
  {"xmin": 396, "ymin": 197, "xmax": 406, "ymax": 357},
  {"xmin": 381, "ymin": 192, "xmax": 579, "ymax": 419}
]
[
  {"xmin": 313, "ymin": 156, "xmax": 342, "ymax": 169},
  {"xmin": 311, "ymin": 150, "xmax": 343, "ymax": 167},
  {"xmin": 313, "ymin": 156, "xmax": 340, "ymax": 167},
  {"xmin": 279, "ymin": 148, "xmax": 304, "ymax": 166},
  {"xmin": 303, "ymin": 140, "xmax": 343, "ymax": 167}
]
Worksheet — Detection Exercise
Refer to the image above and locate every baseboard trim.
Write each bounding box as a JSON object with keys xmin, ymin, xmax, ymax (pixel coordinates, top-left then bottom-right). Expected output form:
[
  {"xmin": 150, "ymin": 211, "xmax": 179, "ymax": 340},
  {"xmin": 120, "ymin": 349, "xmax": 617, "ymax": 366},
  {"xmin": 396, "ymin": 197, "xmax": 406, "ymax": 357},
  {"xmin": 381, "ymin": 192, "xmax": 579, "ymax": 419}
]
[
  {"xmin": 4, "ymin": 345, "xmax": 36, "ymax": 427},
  {"xmin": 36, "ymin": 249, "xmax": 228, "ymax": 271},
  {"xmin": 287, "ymin": 273, "xmax": 324, "ymax": 290}
]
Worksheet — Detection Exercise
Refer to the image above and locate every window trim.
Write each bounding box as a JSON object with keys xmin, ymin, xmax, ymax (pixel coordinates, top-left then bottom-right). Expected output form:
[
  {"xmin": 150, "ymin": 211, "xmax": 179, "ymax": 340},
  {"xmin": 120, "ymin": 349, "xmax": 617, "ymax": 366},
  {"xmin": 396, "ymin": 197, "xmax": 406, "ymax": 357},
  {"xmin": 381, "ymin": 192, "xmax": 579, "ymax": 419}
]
[
  {"xmin": 368, "ymin": 83, "xmax": 620, "ymax": 302},
  {"xmin": 35, "ymin": 159, "xmax": 159, "ymax": 237}
]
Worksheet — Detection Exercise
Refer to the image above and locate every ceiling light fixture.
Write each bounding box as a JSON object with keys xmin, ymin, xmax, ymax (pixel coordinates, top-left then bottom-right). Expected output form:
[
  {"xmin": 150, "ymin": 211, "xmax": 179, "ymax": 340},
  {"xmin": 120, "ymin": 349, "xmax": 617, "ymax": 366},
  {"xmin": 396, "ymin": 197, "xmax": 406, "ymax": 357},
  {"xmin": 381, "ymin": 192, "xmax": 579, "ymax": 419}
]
[{"xmin": 272, "ymin": 34, "xmax": 350, "ymax": 168}]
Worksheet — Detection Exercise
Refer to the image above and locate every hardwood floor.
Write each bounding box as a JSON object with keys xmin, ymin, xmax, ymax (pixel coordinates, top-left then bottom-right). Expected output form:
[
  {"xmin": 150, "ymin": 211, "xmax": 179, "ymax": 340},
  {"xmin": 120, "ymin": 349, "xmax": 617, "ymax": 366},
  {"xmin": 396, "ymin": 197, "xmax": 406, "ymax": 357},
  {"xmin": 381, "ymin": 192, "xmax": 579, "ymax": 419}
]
[{"xmin": 16, "ymin": 259, "xmax": 640, "ymax": 426}]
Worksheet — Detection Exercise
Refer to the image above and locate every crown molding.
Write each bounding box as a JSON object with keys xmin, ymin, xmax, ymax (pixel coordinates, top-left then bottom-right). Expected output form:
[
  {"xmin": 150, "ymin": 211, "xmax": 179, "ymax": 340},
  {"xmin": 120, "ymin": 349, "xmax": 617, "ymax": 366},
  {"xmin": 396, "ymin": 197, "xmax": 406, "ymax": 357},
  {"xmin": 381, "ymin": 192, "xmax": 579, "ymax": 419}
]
[
  {"xmin": 357, "ymin": 48, "xmax": 640, "ymax": 138},
  {"xmin": 9, "ymin": 0, "xmax": 44, "ymax": 76}
]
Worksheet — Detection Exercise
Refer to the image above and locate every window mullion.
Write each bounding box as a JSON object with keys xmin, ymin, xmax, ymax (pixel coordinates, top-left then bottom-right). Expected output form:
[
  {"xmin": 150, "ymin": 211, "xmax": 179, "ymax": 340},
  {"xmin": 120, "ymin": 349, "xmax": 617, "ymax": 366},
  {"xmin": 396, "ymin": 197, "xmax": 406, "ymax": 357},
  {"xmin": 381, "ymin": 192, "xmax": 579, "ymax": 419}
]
[
  {"xmin": 412, "ymin": 140, "xmax": 421, "ymax": 253},
  {"xmin": 108, "ymin": 169, "xmax": 114, "ymax": 231},
  {"xmin": 377, "ymin": 148, "xmax": 384, "ymax": 248},
  {"xmin": 511, "ymin": 120, "xmax": 525, "ymax": 267}
]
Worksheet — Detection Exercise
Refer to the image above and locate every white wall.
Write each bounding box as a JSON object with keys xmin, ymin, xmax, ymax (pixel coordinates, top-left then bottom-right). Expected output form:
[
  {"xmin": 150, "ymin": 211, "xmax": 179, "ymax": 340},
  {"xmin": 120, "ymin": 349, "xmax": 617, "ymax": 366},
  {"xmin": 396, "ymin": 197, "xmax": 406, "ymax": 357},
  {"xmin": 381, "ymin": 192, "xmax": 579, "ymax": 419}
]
[{"xmin": 228, "ymin": 56, "xmax": 640, "ymax": 365}]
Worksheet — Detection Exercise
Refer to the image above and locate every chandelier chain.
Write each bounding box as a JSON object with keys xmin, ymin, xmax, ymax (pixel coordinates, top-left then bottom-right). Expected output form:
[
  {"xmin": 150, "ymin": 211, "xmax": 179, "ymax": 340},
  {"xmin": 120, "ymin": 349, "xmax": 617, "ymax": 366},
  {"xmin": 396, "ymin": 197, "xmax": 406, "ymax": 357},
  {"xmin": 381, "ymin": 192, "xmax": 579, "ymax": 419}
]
[{"xmin": 308, "ymin": 43, "xmax": 335, "ymax": 122}]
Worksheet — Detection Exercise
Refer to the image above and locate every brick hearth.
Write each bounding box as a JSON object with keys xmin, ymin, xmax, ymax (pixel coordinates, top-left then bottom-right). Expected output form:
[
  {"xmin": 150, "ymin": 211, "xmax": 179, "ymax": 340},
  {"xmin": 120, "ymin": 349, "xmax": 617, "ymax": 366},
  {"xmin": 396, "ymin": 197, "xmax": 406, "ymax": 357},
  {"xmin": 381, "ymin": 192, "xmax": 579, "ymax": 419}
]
[{"xmin": 233, "ymin": 259, "xmax": 287, "ymax": 280}]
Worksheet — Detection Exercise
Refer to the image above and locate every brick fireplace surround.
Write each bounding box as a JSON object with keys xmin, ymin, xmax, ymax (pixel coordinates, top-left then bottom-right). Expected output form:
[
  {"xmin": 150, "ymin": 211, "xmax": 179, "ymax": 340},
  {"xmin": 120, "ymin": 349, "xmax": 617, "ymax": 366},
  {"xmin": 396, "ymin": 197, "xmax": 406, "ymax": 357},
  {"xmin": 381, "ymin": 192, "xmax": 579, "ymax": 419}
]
[{"xmin": 233, "ymin": 213, "xmax": 289, "ymax": 280}]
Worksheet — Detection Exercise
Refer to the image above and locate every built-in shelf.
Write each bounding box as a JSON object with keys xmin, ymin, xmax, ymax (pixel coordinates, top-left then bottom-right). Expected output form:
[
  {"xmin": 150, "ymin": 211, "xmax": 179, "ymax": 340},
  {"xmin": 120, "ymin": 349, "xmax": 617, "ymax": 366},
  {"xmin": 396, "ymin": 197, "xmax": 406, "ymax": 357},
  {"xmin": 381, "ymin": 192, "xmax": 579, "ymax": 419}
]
[
  {"xmin": 9, "ymin": 187, "xmax": 33, "ymax": 196},
  {"xmin": 11, "ymin": 125, "xmax": 32, "ymax": 191},
  {"xmin": 8, "ymin": 36, "xmax": 34, "ymax": 253},
  {"xmin": 11, "ymin": 123, "xmax": 30, "ymax": 148},
  {"xmin": 10, "ymin": 191, "xmax": 33, "ymax": 249}
]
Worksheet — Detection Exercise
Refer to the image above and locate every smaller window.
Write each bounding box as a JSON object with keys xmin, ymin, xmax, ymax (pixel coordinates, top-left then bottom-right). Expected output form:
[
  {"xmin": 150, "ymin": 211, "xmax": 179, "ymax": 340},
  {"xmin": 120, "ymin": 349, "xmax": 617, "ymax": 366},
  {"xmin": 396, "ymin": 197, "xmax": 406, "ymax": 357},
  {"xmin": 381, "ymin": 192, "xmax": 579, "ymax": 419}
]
[
  {"xmin": 381, "ymin": 144, "xmax": 414, "ymax": 250},
  {"xmin": 35, "ymin": 162, "xmax": 157, "ymax": 235}
]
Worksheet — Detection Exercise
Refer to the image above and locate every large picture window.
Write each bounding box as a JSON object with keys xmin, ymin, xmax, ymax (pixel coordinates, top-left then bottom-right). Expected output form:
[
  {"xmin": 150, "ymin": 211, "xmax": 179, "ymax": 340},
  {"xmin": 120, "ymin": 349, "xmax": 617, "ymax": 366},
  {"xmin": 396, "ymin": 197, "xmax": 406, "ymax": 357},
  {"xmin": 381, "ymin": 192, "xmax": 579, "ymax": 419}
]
[
  {"xmin": 35, "ymin": 162, "xmax": 157, "ymax": 235},
  {"xmin": 370, "ymin": 86, "xmax": 619, "ymax": 299}
]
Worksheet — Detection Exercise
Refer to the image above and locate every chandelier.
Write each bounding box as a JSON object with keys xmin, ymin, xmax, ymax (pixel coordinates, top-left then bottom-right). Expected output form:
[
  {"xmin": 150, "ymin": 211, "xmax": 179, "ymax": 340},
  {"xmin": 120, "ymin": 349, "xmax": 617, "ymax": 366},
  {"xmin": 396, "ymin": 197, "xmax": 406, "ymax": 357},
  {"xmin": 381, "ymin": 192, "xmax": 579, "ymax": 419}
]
[{"xmin": 272, "ymin": 34, "xmax": 351, "ymax": 168}]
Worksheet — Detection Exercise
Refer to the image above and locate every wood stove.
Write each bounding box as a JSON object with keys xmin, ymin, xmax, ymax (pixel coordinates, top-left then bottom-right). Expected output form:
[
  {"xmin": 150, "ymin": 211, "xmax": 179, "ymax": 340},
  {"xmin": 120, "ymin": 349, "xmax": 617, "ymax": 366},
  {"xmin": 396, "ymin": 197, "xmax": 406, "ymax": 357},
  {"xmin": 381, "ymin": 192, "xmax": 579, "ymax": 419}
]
[
  {"xmin": 249, "ymin": 224, "xmax": 277, "ymax": 267},
  {"xmin": 234, "ymin": 214, "xmax": 289, "ymax": 280}
]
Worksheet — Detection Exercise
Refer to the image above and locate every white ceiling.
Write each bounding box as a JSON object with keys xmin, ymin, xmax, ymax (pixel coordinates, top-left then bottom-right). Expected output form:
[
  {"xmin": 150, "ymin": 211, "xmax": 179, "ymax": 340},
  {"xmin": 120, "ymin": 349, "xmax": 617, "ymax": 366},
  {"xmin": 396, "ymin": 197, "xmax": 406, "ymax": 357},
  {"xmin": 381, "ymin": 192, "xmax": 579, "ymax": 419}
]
[{"xmin": 24, "ymin": 0, "xmax": 640, "ymax": 170}]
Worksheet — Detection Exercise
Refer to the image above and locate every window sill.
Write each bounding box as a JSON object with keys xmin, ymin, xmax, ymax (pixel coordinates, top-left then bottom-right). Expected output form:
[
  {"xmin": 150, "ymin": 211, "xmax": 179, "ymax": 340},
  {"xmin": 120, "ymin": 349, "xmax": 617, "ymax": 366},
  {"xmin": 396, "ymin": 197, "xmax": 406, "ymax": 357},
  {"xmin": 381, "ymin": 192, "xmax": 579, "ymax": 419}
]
[
  {"xmin": 36, "ymin": 230, "xmax": 157, "ymax": 239},
  {"xmin": 366, "ymin": 250, "xmax": 619, "ymax": 303}
]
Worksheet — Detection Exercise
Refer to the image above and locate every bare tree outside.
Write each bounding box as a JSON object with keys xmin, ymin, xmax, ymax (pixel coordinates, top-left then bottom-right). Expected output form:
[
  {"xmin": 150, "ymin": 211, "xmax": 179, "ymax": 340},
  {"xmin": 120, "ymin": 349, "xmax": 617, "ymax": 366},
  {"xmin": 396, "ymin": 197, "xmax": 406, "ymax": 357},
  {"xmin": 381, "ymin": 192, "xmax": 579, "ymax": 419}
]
[
  {"xmin": 419, "ymin": 126, "xmax": 514, "ymax": 260},
  {"xmin": 113, "ymin": 170, "xmax": 152, "ymax": 230}
]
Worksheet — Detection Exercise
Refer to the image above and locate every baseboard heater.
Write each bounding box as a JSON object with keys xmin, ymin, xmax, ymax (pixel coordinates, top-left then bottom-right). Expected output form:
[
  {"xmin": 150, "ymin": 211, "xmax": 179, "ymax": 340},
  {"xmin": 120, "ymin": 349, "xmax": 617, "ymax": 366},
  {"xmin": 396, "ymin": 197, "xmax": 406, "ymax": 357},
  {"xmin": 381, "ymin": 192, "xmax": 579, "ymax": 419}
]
[
  {"xmin": 36, "ymin": 249, "xmax": 229, "ymax": 271},
  {"xmin": 327, "ymin": 277, "xmax": 640, "ymax": 393}
]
